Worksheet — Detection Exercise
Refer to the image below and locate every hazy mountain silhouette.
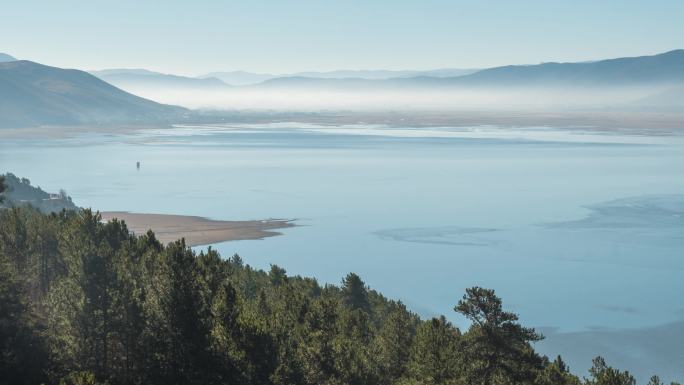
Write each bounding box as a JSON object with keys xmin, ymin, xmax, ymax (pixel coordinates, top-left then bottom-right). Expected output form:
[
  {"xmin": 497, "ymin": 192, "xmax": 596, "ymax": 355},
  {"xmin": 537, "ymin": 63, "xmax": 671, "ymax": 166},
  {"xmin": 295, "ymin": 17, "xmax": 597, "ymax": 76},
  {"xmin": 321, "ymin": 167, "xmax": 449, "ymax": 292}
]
[
  {"xmin": 0, "ymin": 53, "xmax": 17, "ymax": 62},
  {"xmin": 293, "ymin": 68, "xmax": 479, "ymax": 79},
  {"xmin": 0, "ymin": 61, "xmax": 187, "ymax": 128},
  {"xmin": 256, "ymin": 76, "xmax": 387, "ymax": 89},
  {"xmin": 202, "ymin": 68, "xmax": 479, "ymax": 86},
  {"xmin": 103, "ymin": 50, "xmax": 684, "ymax": 90},
  {"xmin": 449, "ymin": 49, "xmax": 684, "ymax": 86},
  {"xmin": 246, "ymin": 50, "xmax": 684, "ymax": 89},
  {"xmin": 92, "ymin": 68, "xmax": 160, "ymax": 76},
  {"xmin": 200, "ymin": 71, "xmax": 275, "ymax": 86},
  {"xmin": 91, "ymin": 68, "xmax": 229, "ymax": 90}
]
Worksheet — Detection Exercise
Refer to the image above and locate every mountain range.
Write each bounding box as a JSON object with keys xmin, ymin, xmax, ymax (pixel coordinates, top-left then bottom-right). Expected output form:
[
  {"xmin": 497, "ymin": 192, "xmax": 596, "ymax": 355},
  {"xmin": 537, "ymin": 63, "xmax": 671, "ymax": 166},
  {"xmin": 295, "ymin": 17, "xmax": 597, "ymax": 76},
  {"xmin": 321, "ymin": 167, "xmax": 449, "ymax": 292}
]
[
  {"xmin": 91, "ymin": 68, "xmax": 480, "ymax": 89},
  {"xmin": 88, "ymin": 50, "xmax": 684, "ymax": 93},
  {"xmin": 200, "ymin": 68, "xmax": 479, "ymax": 86},
  {"xmin": 0, "ymin": 60, "xmax": 187, "ymax": 128},
  {"xmin": 247, "ymin": 50, "xmax": 684, "ymax": 90},
  {"xmin": 91, "ymin": 69, "xmax": 229, "ymax": 90},
  {"xmin": 444, "ymin": 49, "xmax": 684, "ymax": 86},
  {"xmin": 1, "ymin": 50, "xmax": 683, "ymax": 128}
]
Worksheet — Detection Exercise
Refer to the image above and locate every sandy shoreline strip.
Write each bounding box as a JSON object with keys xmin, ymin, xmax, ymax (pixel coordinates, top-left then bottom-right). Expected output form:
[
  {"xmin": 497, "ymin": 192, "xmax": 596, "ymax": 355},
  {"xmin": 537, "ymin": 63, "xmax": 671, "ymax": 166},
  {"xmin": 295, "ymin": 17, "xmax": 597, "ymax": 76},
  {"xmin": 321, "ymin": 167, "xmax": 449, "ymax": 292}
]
[{"xmin": 101, "ymin": 212, "xmax": 295, "ymax": 247}]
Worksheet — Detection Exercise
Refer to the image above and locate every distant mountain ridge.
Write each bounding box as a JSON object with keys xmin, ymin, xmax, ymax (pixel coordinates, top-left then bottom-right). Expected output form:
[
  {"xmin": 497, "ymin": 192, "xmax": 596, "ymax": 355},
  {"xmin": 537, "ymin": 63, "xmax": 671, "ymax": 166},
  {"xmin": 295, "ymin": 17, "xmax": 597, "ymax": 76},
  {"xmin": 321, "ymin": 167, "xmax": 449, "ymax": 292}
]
[
  {"xmin": 2, "ymin": 50, "xmax": 682, "ymax": 126},
  {"xmin": 0, "ymin": 53, "xmax": 17, "ymax": 62},
  {"xmin": 98, "ymin": 50, "xmax": 684, "ymax": 90},
  {"xmin": 202, "ymin": 68, "xmax": 479, "ymax": 85},
  {"xmin": 293, "ymin": 68, "xmax": 479, "ymax": 79},
  {"xmin": 0, "ymin": 60, "xmax": 187, "ymax": 128},
  {"xmin": 449, "ymin": 49, "xmax": 684, "ymax": 86},
  {"xmin": 246, "ymin": 49, "xmax": 684, "ymax": 89},
  {"xmin": 91, "ymin": 68, "xmax": 229, "ymax": 90},
  {"xmin": 91, "ymin": 68, "xmax": 161, "ymax": 76},
  {"xmin": 199, "ymin": 71, "xmax": 275, "ymax": 86}
]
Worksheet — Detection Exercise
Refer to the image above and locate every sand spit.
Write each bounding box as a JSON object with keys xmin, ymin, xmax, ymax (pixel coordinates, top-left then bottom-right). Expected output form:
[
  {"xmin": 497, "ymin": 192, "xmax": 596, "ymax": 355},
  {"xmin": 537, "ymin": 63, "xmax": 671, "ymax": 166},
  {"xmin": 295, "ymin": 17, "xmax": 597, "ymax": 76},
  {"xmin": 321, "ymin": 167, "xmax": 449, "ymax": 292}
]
[{"xmin": 100, "ymin": 211, "xmax": 295, "ymax": 247}]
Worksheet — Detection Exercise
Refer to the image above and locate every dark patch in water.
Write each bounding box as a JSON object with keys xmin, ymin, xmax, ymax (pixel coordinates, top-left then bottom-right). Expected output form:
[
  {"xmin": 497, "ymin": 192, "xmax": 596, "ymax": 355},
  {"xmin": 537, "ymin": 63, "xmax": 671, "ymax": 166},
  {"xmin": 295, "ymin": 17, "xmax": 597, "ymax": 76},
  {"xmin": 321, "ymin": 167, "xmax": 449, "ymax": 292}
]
[
  {"xmin": 543, "ymin": 195, "xmax": 684, "ymax": 229},
  {"xmin": 373, "ymin": 226, "xmax": 500, "ymax": 246},
  {"xmin": 596, "ymin": 304, "xmax": 640, "ymax": 314}
]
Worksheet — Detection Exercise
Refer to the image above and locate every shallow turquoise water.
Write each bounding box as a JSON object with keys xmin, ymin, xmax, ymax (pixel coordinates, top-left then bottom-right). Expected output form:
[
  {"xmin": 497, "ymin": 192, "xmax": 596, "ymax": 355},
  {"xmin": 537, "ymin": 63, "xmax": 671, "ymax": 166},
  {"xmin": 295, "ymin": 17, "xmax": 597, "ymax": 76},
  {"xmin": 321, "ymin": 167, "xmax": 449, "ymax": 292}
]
[{"xmin": 2, "ymin": 124, "xmax": 683, "ymax": 380}]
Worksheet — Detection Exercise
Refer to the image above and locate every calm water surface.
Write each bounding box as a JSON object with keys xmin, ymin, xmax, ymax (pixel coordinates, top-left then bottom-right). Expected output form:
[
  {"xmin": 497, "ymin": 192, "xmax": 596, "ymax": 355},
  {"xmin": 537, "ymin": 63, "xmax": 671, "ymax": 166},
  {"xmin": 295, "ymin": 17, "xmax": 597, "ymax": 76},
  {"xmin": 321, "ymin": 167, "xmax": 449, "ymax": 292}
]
[{"xmin": 2, "ymin": 123, "xmax": 683, "ymax": 380}]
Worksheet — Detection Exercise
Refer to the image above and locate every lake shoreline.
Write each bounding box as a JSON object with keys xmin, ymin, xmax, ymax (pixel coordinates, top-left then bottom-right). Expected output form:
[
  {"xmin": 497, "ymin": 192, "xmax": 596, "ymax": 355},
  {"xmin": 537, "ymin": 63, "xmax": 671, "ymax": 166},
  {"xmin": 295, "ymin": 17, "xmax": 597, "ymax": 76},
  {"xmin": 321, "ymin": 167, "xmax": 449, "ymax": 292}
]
[
  {"xmin": 100, "ymin": 211, "xmax": 296, "ymax": 247},
  {"xmin": 2, "ymin": 109, "xmax": 684, "ymax": 140}
]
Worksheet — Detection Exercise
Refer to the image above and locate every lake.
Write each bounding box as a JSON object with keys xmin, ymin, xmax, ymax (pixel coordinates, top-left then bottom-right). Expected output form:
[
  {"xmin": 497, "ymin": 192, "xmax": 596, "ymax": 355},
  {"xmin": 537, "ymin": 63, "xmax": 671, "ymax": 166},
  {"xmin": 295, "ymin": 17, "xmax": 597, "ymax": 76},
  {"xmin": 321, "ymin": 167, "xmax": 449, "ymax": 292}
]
[{"xmin": 1, "ymin": 123, "xmax": 683, "ymax": 381}]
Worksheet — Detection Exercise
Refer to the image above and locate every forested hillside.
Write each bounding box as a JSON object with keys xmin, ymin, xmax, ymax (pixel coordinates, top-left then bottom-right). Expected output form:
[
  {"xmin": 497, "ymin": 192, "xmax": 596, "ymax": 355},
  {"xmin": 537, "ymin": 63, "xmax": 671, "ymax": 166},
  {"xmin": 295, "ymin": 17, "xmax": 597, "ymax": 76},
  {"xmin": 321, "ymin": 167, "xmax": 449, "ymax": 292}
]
[
  {"xmin": 0, "ymin": 173, "xmax": 78, "ymax": 213},
  {"xmin": 0, "ymin": 60, "xmax": 187, "ymax": 128},
  {"xmin": 0, "ymin": 179, "xmax": 679, "ymax": 385}
]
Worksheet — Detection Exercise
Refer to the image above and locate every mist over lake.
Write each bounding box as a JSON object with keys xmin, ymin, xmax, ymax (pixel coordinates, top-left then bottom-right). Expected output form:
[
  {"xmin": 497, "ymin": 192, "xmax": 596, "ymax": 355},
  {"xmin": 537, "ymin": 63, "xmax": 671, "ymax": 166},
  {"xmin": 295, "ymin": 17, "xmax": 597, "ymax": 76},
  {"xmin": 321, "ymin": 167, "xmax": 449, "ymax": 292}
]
[
  {"xmin": 4, "ymin": 1, "xmax": 684, "ymax": 383},
  {"xmin": 2, "ymin": 123, "xmax": 683, "ymax": 381}
]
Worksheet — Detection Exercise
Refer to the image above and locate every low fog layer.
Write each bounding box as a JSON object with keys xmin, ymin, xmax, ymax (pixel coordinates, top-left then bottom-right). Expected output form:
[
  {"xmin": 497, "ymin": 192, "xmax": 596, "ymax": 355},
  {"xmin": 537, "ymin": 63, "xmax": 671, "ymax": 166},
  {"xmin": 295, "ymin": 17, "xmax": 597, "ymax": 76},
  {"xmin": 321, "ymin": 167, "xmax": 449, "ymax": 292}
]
[
  {"xmin": 2, "ymin": 49, "xmax": 682, "ymax": 129},
  {"xmin": 115, "ymin": 84, "xmax": 684, "ymax": 112},
  {"xmin": 98, "ymin": 49, "xmax": 684, "ymax": 114}
]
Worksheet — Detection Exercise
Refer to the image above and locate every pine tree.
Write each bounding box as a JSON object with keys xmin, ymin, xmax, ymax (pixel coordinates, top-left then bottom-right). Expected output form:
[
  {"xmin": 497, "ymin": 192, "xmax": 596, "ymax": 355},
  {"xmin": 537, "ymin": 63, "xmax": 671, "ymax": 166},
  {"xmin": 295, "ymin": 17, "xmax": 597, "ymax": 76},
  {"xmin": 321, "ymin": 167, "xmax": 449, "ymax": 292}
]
[
  {"xmin": 407, "ymin": 316, "xmax": 462, "ymax": 385},
  {"xmin": 373, "ymin": 302, "xmax": 415, "ymax": 384},
  {"xmin": 536, "ymin": 355, "xmax": 580, "ymax": 385},
  {"xmin": 0, "ymin": 252, "xmax": 48, "ymax": 385},
  {"xmin": 46, "ymin": 210, "xmax": 127, "ymax": 382},
  {"xmin": 142, "ymin": 239, "xmax": 213, "ymax": 385},
  {"xmin": 301, "ymin": 295, "xmax": 341, "ymax": 384},
  {"xmin": 0, "ymin": 175, "xmax": 5, "ymax": 202},
  {"xmin": 586, "ymin": 357, "xmax": 636, "ymax": 385},
  {"xmin": 455, "ymin": 287, "xmax": 543, "ymax": 385},
  {"xmin": 341, "ymin": 273, "xmax": 370, "ymax": 313},
  {"xmin": 210, "ymin": 282, "xmax": 248, "ymax": 384}
]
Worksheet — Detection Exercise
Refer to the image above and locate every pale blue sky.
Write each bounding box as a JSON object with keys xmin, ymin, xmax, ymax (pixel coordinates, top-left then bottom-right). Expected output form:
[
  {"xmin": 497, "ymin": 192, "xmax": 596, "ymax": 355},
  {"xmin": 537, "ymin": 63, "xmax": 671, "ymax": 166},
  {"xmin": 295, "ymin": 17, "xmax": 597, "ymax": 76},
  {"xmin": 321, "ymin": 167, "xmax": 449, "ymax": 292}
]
[{"xmin": 2, "ymin": 0, "xmax": 682, "ymax": 75}]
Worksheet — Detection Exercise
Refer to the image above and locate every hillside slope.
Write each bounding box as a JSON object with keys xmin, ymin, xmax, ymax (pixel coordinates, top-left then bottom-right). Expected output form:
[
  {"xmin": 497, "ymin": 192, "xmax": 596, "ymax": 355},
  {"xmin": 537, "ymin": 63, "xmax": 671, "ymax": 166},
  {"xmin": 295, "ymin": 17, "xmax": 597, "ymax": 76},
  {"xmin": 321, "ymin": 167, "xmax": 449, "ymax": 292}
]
[
  {"xmin": 451, "ymin": 49, "xmax": 684, "ymax": 86},
  {"xmin": 0, "ymin": 60, "xmax": 188, "ymax": 128},
  {"xmin": 248, "ymin": 50, "xmax": 684, "ymax": 90},
  {"xmin": 0, "ymin": 173, "xmax": 78, "ymax": 212},
  {"xmin": 0, "ymin": 52, "xmax": 16, "ymax": 62}
]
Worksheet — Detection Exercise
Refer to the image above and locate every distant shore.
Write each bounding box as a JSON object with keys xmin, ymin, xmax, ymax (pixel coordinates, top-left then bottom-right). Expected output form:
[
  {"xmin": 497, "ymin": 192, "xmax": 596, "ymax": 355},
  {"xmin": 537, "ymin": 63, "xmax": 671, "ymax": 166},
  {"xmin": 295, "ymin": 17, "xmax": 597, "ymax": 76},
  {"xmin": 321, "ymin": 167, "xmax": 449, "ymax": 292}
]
[
  {"xmin": 1, "ymin": 109, "xmax": 684, "ymax": 141},
  {"xmin": 100, "ymin": 211, "xmax": 295, "ymax": 247}
]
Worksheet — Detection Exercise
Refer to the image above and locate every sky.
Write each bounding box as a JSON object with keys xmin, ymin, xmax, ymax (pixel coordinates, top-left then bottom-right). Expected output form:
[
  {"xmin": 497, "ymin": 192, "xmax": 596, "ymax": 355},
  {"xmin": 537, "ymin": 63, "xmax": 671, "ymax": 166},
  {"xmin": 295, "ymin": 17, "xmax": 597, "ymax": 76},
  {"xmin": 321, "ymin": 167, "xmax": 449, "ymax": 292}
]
[{"xmin": 2, "ymin": 0, "xmax": 683, "ymax": 75}]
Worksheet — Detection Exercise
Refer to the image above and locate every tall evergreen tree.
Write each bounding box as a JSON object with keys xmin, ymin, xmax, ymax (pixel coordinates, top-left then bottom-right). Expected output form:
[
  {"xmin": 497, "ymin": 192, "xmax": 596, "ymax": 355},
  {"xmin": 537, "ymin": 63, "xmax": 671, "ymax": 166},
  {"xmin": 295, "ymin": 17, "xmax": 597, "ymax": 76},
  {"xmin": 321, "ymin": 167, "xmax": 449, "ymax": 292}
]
[
  {"xmin": 0, "ymin": 208, "xmax": 29, "ymax": 272},
  {"xmin": 536, "ymin": 355, "xmax": 580, "ymax": 385},
  {"xmin": 585, "ymin": 357, "xmax": 636, "ymax": 385},
  {"xmin": 373, "ymin": 302, "xmax": 415, "ymax": 384},
  {"xmin": 209, "ymin": 282, "xmax": 248, "ymax": 384},
  {"xmin": 46, "ymin": 210, "xmax": 126, "ymax": 382},
  {"xmin": 0, "ymin": 175, "xmax": 5, "ymax": 202},
  {"xmin": 269, "ymin": 264, "xmax": 288, "ymax": 286},
  {"xmin": 341, "ymin": 273, "xmax": 370, "ymax": 313},
  {"xmin": 407, "ymin": 316, "xmax": 462, "ymax": 385},
  {"xmin": 455, "ymin": 287, "xmax": 543, "ymax": 385},
  {"xmin": 0, "ymin": 252, "xmax": 48, "ymax": 385},
  {"xmin": 143, "ymin": 239, "xmax": 213, "ymax": 385},
  {"xmin": 301, "ymin": 295, "xmax": 341, "ymax": 384}
]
